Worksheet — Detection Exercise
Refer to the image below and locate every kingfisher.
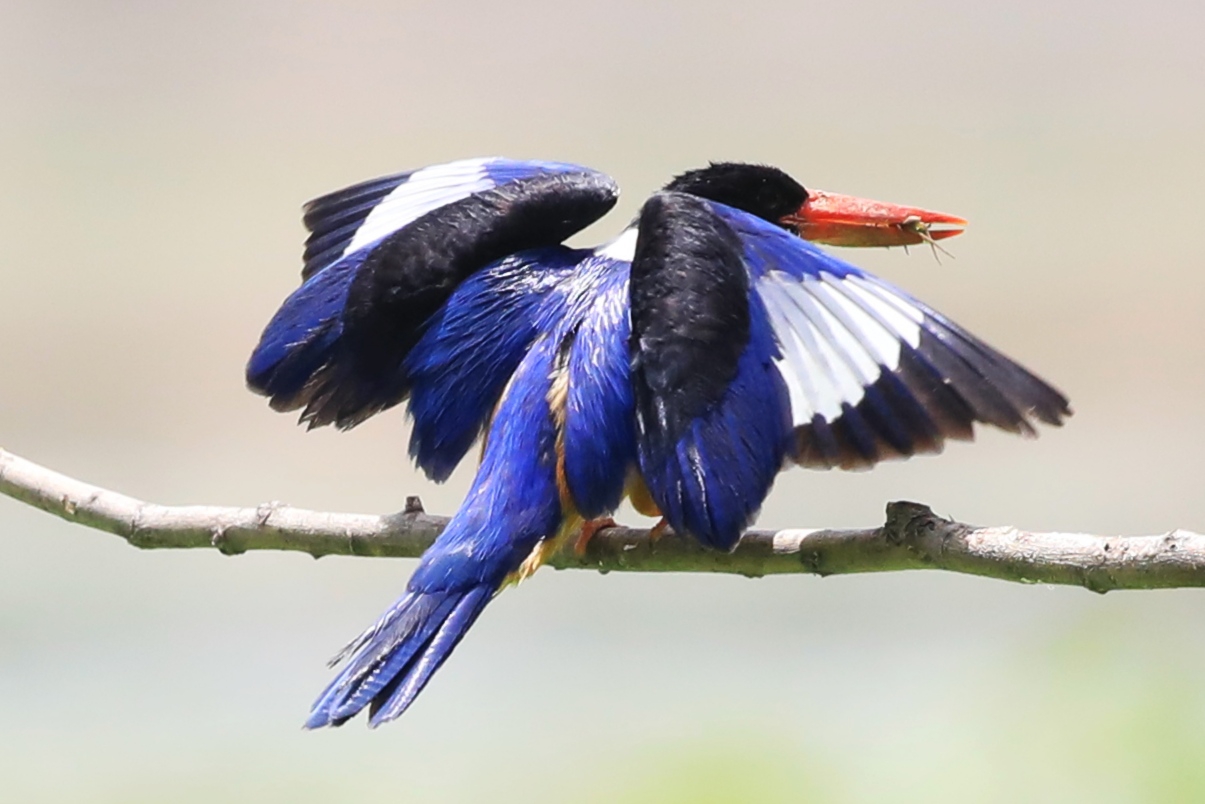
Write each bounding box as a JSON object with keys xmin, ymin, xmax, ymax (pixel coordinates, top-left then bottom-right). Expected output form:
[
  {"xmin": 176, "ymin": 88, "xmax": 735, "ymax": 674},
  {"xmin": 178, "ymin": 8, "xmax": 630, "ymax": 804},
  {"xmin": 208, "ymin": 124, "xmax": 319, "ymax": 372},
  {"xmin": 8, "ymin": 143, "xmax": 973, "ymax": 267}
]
[{"xmin": 246, "ymin": 158, "xmax": 1069, "ymax": 728}]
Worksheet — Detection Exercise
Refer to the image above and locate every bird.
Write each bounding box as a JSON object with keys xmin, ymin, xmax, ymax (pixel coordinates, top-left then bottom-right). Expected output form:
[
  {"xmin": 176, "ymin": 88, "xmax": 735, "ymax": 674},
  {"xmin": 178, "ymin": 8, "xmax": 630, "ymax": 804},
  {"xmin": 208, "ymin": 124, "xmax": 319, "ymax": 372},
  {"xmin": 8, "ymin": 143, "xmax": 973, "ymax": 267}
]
[{"xmin": 246, "ymin": 157, "xmax": 1070, "ymax": 727}]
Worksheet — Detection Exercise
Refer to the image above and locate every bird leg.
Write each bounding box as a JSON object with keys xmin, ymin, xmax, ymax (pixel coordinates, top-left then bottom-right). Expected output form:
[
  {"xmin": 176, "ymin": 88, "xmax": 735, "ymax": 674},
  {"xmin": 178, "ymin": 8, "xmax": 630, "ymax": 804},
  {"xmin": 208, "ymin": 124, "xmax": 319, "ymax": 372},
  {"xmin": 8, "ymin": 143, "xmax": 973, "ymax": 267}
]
[
  {"xmin": 574, "ymin": 514, "xmax": 670, "ymax": 557},
  {"xmin": 648, "ymin": 517, "xmax": 671, "ymax": 542},
  {"xmin": 574, "ymin": 517, "xmax": 618, "ymax": 556}
]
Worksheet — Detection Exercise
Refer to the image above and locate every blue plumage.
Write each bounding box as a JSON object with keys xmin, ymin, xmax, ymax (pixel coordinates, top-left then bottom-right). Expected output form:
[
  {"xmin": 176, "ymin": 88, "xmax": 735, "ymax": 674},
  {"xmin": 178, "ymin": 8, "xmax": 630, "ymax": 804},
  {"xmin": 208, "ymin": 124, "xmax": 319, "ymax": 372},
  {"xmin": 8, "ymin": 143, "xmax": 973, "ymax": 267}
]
[
  {"xmin": 562, "ymin": 263, "xmax": 636, "ymax": 518},
  {"xmin": 405, "ymin": 247, "xmax": 584, "ymax": 480},
  {"xmin": 635, "ymin": 287, "xmax": 793, "ymax": 550},
  {"xmin": 306, "ymin": 337, "xmax": 566, "ymax": 728},
  {"xmin": 246, "ymin": 158, "xmax": 617, "ymax": 430},
  {"xmin": 247, "ymin": 158, "xmax": 1069, "ymax": 727},
  {"xmin": 245, "ymin": 250, "xmax": 363, "ymax": 406},
  {"xmin": 482, "ymin": 158, "xmax": 597, "ymax": 185},
  {"xmin": 720, "ymin": 200, "xmax": 866, "ymax": 283},
  {"xmin": 709, "ymin": 198, "xmax": 1067, "ymax": 467}
]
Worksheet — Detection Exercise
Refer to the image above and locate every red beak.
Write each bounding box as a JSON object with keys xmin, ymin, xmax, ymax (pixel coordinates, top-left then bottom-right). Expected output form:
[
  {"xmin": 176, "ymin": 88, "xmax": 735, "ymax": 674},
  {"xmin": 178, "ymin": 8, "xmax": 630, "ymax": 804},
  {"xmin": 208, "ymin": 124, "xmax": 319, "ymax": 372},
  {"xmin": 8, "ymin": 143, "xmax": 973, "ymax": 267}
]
[{"xmin": 781, "ymin": 190, "xmax": 968, "ymax": 248}]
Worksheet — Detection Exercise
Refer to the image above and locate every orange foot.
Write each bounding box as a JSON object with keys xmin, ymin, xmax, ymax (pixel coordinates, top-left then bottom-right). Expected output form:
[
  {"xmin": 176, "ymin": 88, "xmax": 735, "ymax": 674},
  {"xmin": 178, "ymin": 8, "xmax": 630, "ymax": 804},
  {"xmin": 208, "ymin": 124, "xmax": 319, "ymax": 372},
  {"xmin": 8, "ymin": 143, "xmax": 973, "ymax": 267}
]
[
  {"xmin": 574, "ymin": 517, "xmax": 618, "ymax": 557},
  {"xmin": 649, "ymin": 517, "xmax": 670, "ymax": 542}
]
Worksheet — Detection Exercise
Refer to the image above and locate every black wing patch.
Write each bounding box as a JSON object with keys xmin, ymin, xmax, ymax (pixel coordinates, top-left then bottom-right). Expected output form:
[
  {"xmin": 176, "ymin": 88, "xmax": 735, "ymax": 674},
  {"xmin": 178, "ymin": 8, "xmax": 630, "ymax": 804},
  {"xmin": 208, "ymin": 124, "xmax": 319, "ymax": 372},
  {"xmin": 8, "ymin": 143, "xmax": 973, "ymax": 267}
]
[
  {"xmin": 247, "ymin": 161, "xmax": 619, "ymax": 430},
  {"xmin": 629, "ymin": 192, "xmax": 751, "ymax": 436},
  {"xmin": 628, "ymin": 193, "xmax": 792, "ymax": 551},
  {"xmin": 300, "ymin": 170, "xmax": 416, "ymax": 280}
]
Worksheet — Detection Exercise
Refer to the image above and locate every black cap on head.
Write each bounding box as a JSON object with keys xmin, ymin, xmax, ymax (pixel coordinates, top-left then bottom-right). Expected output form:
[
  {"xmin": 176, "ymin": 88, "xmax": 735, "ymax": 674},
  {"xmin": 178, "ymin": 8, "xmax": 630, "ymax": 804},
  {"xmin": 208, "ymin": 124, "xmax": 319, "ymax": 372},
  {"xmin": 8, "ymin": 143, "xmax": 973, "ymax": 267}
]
[{"xmin": 663, "ymin": 163, "xmax": 807, "ymax": 224}]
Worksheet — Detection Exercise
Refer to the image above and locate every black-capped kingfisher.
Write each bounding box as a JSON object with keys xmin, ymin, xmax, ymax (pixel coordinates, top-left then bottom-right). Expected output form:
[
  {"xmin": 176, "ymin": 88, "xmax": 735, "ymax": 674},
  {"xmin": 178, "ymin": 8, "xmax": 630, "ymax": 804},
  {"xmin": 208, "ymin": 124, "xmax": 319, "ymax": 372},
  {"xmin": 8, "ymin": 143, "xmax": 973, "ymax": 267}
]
[{"xmin": 246, "ymin": 159, "xmax": 1070, "ymax": 727}]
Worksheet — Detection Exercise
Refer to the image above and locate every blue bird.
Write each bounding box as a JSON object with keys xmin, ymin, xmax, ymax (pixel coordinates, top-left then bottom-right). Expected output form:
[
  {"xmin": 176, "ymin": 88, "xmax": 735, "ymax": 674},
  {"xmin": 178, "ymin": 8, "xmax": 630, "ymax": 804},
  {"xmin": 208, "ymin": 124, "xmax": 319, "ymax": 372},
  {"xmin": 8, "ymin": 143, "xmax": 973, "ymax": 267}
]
[{"xmin": 247, "ymin": 158, "xmax": 1070, "ymax": 727}]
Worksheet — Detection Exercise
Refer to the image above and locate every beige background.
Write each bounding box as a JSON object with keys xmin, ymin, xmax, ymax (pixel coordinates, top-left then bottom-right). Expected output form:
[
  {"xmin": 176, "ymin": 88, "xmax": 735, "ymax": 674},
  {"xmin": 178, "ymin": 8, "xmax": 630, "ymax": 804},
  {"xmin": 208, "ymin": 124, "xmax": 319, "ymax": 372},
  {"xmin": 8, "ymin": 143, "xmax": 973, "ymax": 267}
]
[{"xmin": 2, "ymin": 1, "xmax": 1204, "ymax": 801}]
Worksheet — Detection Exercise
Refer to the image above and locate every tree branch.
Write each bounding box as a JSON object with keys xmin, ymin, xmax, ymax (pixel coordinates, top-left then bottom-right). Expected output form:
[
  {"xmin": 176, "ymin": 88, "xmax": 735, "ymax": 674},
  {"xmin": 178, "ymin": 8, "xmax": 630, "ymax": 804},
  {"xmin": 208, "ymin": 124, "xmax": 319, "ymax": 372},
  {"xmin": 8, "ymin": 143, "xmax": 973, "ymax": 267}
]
[{"xmin": 2, "ymin": 447, "xmax": 1202, "ymax": 593}]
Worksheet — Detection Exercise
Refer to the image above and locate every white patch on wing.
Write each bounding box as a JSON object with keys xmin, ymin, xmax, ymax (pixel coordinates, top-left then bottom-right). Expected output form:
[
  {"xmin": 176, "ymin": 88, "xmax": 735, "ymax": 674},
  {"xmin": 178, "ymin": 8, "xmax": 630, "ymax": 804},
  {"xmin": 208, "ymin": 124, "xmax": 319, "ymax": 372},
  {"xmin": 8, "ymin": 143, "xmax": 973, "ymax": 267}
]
[
  {"xmin": 844, "ymin": 275, "xmax": 925, "ymax": 334},
  {"xmin": 813, "ymin": 274, "xmax": 906, "ymax": 368},
  {"xmin": 759, "ymin": 284, "xmax": 816, "ymax": 420},
  {"xmin": 797, "ymin": 283, "xmax": 882, "ymax": 386},
  {"xmin": 596, "ymin": 226, "xmax": 638, "ymax": 261},
  {"xmin": 343, "ymin": 157, "xmax": 495, "ymax": 255},
  {"xmin": 758, "ymin": 270, "xmax": 928, "ymax": 428},
  {"xmin": 759, "ymin": 274, "xmax": 859, "ymax": 423}
]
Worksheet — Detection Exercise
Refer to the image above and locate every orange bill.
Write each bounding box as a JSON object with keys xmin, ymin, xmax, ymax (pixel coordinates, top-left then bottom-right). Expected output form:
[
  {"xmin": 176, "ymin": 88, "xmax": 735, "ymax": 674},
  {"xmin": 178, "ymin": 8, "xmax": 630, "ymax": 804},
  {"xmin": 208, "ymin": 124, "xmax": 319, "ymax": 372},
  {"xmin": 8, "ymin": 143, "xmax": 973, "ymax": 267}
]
[{"xmin": 782, "ymin": 190, "xmax": 968, "ymax": 248}]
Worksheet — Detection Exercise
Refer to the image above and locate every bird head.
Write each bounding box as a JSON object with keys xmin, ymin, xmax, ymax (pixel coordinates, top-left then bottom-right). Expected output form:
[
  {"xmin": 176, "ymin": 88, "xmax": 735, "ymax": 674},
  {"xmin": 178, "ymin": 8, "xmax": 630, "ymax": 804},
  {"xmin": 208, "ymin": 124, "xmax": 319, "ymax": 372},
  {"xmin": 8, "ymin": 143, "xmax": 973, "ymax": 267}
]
[{"xmin": 663, "ymin": 162, "xmax": 967, "ymax": 248}]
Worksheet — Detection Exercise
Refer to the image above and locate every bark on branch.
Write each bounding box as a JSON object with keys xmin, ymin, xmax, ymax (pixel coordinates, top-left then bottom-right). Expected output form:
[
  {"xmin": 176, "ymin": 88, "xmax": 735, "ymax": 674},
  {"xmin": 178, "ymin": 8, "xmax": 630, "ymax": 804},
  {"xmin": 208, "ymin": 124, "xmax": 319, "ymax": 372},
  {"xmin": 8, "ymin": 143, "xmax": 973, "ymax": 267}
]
[{"xmin": 2, "ymin": 447, "xmax": 1202, "ymax": 593}]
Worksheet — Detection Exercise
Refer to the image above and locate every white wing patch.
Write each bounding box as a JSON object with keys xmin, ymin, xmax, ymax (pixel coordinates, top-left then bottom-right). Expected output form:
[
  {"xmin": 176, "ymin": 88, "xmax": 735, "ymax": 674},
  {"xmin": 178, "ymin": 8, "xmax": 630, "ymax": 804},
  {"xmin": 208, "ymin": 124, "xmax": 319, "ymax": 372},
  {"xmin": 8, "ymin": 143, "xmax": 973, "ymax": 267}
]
[
  {"xmin": 759, "ymin": 280, "xmax": 830, "ymax": 421},
  {"xmin": 759, "ymin": 275, "xmax": 857, "ymax": 422},
  {"xmin": 841, "ymin": 275, "xmax": 924, "ymax": 338},
  {"xmin": 343, "ymin": 157, "xmax": 495, "ymax": 255},
  {"xmin": 757, "ymin": 271, "xmax": 924, "ymax": 427}
]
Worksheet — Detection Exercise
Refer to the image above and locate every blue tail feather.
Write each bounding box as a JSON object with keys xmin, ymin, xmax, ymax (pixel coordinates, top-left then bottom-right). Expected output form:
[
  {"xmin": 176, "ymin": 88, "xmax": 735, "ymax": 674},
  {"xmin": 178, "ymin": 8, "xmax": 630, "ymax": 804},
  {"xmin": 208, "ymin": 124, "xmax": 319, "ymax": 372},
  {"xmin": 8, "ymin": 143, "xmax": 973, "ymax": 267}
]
[
  {"xmin": 367, "ymin": 585, "xmax": 492, "ymax": 726},
  {"xmin": 305, "ymin": 336, "xmax": 565, "ymax": 728},
  {"xmin": 305, "ymin": 585, "xmax": 493, "ymax": 728}
]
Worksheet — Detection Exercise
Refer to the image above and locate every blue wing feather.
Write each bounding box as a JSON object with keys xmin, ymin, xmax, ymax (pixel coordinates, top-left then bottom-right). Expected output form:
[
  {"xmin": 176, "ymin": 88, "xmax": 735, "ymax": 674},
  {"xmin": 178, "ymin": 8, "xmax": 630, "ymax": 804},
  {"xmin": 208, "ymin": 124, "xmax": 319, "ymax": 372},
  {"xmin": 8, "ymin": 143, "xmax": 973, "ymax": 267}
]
[
  {"xmin": 705, "ymin": 202, "xmax": 1070, "ymax": 469},
  {"xmin": 483, "ymin": 158, "xmax": 597, "ymax": 185},
  {"xmin": 636, "ymin": 290, "xmax": 792, "ymax": 550},
  {"xmin": 405, "ymin": 247, "xmax": 584, "ymax": 481},
  {"xmin": 562, "ymin": 261, "xmax": 637, "ymax": 518},
  {"xmin": 631, "ymin": 197, "xmax": 1068, "ymax": 546},
  {"xmin": 245, "ymin": 250, "xmax": 363, "ymax": 404},
  {"xmin": 247, "ymin": 157, "xmax": 618, "ymax": 437},
  {"xmin": 627, "ymin": 194, "xmax": 794, "ymax": 550}
]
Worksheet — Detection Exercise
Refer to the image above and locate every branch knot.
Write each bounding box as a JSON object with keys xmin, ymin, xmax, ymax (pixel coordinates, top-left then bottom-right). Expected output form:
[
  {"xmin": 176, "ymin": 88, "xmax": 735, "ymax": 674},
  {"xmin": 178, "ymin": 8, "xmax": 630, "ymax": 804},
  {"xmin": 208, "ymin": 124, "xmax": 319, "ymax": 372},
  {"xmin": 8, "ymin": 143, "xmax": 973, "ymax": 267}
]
[{"xmin": 882, "ymin": 501, "xmax": 937, "ymax": 548}]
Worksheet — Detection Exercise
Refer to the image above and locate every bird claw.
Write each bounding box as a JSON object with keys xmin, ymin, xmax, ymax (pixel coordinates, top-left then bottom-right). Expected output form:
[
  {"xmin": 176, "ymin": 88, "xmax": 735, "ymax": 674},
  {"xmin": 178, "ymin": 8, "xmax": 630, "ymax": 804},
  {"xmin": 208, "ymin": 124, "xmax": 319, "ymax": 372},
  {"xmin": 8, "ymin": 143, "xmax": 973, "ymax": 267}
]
[{"xmin": 574, "ymin": 517, "xmax": 618, "ymax": 556}]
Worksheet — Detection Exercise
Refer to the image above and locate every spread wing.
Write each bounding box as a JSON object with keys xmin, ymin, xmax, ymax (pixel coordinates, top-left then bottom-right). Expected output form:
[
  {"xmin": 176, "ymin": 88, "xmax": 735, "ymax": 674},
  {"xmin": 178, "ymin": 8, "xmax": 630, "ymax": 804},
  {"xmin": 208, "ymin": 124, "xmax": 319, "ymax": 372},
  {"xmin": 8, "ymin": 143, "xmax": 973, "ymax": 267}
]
[
  {"xmin": 246, "ymin": 158, "xmax": 618, "ymax": 429},
  {"xmin": 629, "ymin": 192, "xmax": 1070, "ymax": 550}
]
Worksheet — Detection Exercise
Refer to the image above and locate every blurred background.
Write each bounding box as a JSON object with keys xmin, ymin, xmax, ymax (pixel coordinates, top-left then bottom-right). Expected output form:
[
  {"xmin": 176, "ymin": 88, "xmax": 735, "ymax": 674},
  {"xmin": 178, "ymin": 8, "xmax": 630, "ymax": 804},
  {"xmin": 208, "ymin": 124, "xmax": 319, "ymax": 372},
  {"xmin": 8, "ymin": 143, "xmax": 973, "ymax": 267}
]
[{"xmin": 2, "ymin": 0, "xmax": 1204, "ymax": 801}]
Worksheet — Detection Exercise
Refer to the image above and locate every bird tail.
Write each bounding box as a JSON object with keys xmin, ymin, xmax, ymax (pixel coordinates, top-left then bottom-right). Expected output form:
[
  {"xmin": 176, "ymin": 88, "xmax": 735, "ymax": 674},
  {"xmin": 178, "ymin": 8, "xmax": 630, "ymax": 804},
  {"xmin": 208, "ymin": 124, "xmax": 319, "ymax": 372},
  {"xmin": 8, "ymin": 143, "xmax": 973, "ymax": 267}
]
[
  {"xmin": 304, "ymin": 580, "xmax": 496, "ymax": 729},
  {"xmin": 305, "ymin": 336, "xmax": 569, "ymax": 728}
]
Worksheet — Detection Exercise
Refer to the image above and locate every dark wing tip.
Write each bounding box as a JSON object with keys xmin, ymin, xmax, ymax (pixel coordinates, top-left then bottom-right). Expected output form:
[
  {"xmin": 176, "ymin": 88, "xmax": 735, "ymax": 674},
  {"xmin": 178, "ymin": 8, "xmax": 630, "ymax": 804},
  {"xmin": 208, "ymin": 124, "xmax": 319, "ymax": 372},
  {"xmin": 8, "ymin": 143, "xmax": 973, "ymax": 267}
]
[{"xmin": 786, "ymin": 335, "xmax": 1070, "ymax": 472}]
